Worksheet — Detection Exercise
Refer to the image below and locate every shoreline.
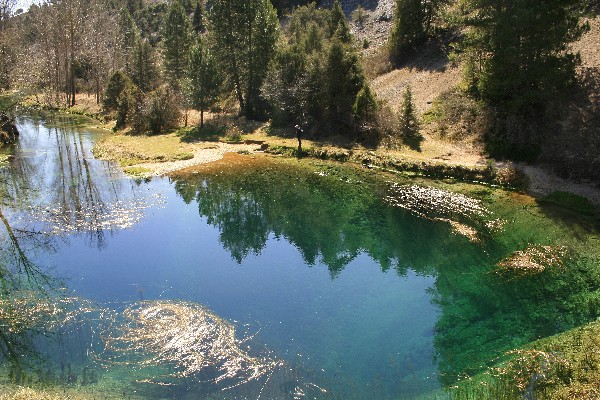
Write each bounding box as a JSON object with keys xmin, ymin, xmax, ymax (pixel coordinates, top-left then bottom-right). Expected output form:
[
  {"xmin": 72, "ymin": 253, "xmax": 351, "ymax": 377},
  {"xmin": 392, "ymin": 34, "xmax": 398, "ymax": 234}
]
[{"xmin": 121, "ymin": 140, "xmax": 600, "ymax": 207}]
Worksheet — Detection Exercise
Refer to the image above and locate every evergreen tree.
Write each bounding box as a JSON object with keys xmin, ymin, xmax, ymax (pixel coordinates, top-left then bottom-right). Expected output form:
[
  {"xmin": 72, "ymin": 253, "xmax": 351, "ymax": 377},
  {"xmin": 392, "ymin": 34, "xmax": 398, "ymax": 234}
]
[
  {"xmin": 353, "ymin": 84, "xmax": 378, "ymax": 123},
  {"xmin": 162, "ymin": 0, "xmax": 192, "ymax": 88},
  {"xmin": 322, "ymin": 39, "xmax": 365, "ymax": 132},
  {"xmin": 117, "ymin": 8, "xmax": 140, "ymax": 73},
  {"xmin": 388, "ymin": 0, "xmax": 425, "ymax": 63},
  {"xmin": 187, "ymin": 36, "xmax": 221, "ymax": 127},
  {"xmin": 398, "ymin": 86, "xmax": 421, "ymax": 144},
  {"xmin": 103, "ymin": 71, "xmax": 132, "ymax": 112},
  {"xmin": 328, "ymin": 0, "xmax": 351, "ymax": 43},
  {"xmin": 192, "ymin": 1, "xmax": 205, "ymax": 34},
  {"xmin": 209, "ymin": 0, "xmax": 279, "ymax": 119},
  {"xmin": 461, "ymin": 0, "xmax": 588, "ymax": 114},
  {"xmin": 131, "ymin": 39, "xmax": 160, "ymax": 92}
]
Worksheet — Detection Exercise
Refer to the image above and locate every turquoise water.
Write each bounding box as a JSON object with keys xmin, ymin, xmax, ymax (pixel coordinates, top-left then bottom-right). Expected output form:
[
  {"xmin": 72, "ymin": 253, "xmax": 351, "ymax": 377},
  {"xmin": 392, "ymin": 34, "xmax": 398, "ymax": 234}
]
[{"xmin": 1, "ymin": 116, "xmax": 600, "ymax": 399}]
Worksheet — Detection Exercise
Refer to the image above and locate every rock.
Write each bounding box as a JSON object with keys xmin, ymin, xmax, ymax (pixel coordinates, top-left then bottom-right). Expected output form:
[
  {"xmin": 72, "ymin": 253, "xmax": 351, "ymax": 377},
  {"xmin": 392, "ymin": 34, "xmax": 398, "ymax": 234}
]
[{"xmin": 0, "ymin": 112, "xmax": 18, "ymax": 144}]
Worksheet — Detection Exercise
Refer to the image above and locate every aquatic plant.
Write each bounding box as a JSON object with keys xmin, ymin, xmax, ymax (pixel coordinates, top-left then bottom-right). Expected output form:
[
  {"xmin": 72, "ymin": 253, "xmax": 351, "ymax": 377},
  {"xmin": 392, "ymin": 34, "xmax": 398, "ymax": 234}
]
[
  {"xmin": 99, "ymin": 300, "xmax": 282, "ymax": 388},
  {"xmin": 0, "ymin": 291, "xmax": 96, "ymax": 334},
  {"xmin": 496, "ymin": 245, "xmax": 569, "ymax": 276},
  {"xmin": 384, "ymin": 184, "xmax": 504, "ymax": 242},
  {"xmin": 28, "ymin": 194, "xmax": 165, "ymax": 235}
]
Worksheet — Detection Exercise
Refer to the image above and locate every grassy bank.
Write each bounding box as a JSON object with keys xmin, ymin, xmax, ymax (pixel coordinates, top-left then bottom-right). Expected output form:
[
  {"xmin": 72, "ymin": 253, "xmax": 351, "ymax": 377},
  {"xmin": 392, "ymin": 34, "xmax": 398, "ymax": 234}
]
[{"xmin": 450, "ymin": 321, "xmax": 600, "ymax": 399}]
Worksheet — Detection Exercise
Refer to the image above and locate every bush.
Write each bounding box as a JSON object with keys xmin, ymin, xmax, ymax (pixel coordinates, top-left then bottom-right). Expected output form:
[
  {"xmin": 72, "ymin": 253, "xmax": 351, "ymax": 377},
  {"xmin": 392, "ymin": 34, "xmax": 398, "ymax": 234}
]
[
  {"xmin": 146, "ymin": 86, "xmax": 181, "ymax": 135},
  {"xmin": 104, "ymin": 71, "xmax": 132, "ymax": 112}
]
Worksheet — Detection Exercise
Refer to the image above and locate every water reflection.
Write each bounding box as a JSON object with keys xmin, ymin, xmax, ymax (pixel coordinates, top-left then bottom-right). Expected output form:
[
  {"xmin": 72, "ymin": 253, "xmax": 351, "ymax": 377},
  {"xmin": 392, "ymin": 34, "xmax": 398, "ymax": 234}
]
[
  {"xmin": 172, "ymin": 155, "xmax": 600, "ymax": 390},
  {"xmin": 0, "ymin": 114, "xmax": 152, "ymax": 379},
  {"xmin": 172, "ymin": 156, "xmax": 482, "ymax": 278},
  {"xmin": 1, "ymin": 116, "xmax": 600, "ymax": 399}
]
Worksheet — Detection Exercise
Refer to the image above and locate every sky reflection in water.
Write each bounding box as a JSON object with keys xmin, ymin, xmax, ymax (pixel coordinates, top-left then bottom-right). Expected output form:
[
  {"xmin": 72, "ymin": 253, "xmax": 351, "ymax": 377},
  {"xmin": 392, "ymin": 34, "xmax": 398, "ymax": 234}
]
[{"xmin": 4, "ymin": 116, "xmax": 598, "ymax": 399}]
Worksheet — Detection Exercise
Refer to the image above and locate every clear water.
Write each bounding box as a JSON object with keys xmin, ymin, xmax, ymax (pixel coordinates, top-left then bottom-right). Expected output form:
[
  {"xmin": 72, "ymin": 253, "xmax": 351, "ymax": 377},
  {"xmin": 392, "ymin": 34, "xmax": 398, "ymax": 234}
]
[{"xmin": 1, "ymin": 115, "xmax": 600, "ymax": 399}]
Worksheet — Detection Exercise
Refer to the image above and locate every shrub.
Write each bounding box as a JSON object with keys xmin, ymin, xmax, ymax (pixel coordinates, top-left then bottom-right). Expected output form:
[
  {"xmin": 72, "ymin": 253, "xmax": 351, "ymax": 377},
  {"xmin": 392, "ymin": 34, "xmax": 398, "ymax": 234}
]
[
  {"xmin": 146, "ymin": 86, "xmax": 181, "ymax": 135},
  {"xmin": 104, "ymin": 71, "xmax": 132, "ymax": 112}
]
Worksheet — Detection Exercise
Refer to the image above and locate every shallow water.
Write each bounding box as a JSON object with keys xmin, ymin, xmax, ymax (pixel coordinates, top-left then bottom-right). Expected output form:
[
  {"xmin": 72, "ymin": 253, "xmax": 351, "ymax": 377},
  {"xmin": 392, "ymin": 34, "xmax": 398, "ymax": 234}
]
[{"xmin": 1, "ymin": 115, "xmax": 599, "ymax": 399}]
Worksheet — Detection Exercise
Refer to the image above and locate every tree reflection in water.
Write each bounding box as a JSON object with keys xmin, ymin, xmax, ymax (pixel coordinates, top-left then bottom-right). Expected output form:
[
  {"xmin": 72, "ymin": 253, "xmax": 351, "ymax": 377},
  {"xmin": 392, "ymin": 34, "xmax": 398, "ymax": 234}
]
[
  {"xmin": 0, "ymin": 114, "xmax": 152, "ymax": 377},
  {"xmin": 172, "ymin": 155, "xmax": 473, "ymax": 277},
  {"xmin": 172, "ymin": 154, "xmax": 600, "ymax": 388}
]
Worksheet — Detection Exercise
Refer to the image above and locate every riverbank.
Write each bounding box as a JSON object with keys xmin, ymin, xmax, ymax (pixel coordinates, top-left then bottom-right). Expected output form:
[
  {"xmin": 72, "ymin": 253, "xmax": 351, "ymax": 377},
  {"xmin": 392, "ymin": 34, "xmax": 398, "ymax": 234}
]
[{"xmin": 93, "ymin": 122, "xmax": 600, "ymax": 208}]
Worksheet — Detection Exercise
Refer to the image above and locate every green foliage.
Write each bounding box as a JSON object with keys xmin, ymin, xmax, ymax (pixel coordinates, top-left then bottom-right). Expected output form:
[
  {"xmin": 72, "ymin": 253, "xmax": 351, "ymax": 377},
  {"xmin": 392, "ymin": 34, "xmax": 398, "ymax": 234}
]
[
  {"xmin": 192, "ymin": 1, "xmax": 205, "ymax": 34},
  {"xmin": 353, "ymin": 84, "xmax": 378, "ymax": 123},
  {"xmin": 161, "ymin": 0, "xmax": 192, "ymax": 88},
  {"xmin": 117, "ymin": 8, "xmax": 140, "ymax": 72},
  {"xmin": 322, "ymin": 39, "xmax": 365, "ymax": 132},
  {"xmin": 146, "ymin": 86, "xmax": 182, "ymax": 135},
  {"xmin": 130, "ymin": 39, "xmax": 160, "ymax": 92},
  {"xmin": 262, "ymin": 3, "xmax": 366, "ymax": 136},
  {"xmin": 187, "ymin": 36, "xmax": 221, "ymax": 127},
  {"xmin": 351, "ymin": 5, "xmax": 368, "ymax": 27},
  {"xmin": 209, "ymin": 0, "xmax": 279, "ymax": 119},
  {"xmin": 329, "ymin": 0, "xmax": 351, "ymax": 43},
  {"xmin": 388, "ymin": 0, "xmax": 426, "ymax": 62},
  {"xmin": 398, "ymin": 86, "xmax": 422, "ymax": 148},
  {"xmin": 458, "ymin": 0, "xmax": 589, "ymax": 116},
  {"xmin": 103, "ymin": 71, "xmax": 132, "ymax": 112},
  {"xmin": 116, "ymin": 84, "xmax": 140, "ymax": 130}
]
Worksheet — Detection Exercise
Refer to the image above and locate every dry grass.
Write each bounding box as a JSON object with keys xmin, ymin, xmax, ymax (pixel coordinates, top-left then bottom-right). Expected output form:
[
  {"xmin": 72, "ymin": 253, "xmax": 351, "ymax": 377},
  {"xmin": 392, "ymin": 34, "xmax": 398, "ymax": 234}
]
[
  {"xmin": 99, "ymin": 300, "xmax": 282, "ymax": 387},
  {"xmin": 384, "ymin": 183, "xmax": 504, "ymax": 242},
  {"xmin": 496, "ymin": 245, "xmax": 569, "ymax": 276}
]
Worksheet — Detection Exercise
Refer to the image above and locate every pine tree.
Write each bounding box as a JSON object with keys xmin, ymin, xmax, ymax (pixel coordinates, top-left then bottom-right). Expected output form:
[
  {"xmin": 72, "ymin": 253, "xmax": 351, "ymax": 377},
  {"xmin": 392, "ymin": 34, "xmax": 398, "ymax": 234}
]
[
  {"xmin": 398, "ymin": 86, "xmax": 421, "ymax": 142},
  {"xmin": 209, "ymin": 0, "xmax": 279, "ymax": 119},
  {"xmin": 192, "ymin": 1, "xmax": 205, "ymax": 34},
  {"xmin": 461, "ymin": 0, "xmax": 588, "ymax": 115},
  {"xmin": 388, "ymin": 0, "xmax": 425, "ymax": 63},
  {"xmin": 103, "ymin": 71, "xmax": 132, "ymax": 112},
  {"xmin": 161, "ymin": 0, "xmax": 192, "ymax": 88},
  {"xmin": 353, "ymin": 84, "xmax": 378, "ymax": 123},
  {"xmin": 187, "ymin": 37, "xmax": 221, "ymax": 127},
  {"xmin": 131, "ymin": 39, "xmax": 160, "ymax": 93},
  {"xmin": 322, "ymin": 39, "xmax": 365, "ymax": 132},
  {"xmin": 117, "ymin": 8, "xmax": 140, "ymax": 73},
  {"xmin": 328, "ymin": 0, "xmax": 351, "ymax": 43}
]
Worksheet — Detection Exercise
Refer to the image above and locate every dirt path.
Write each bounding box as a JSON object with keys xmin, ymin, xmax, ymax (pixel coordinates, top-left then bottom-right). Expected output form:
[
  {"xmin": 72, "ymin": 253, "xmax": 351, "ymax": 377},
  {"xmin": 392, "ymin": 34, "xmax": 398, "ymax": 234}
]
[
  {"xmin": 131, "ymin": 142, "xmax": 260, "ymax": 177},
  {"xmin": 518, "ymin": 163, "xmax": 600, "ymax": 205}
]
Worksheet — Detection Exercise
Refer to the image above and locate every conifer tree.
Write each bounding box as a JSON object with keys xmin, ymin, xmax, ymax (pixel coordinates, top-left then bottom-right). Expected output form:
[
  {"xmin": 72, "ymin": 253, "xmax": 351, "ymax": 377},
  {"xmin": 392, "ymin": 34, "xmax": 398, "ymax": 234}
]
[
  {"xmin": 323, "ymin": 39, "xmax": 364, "ymax": 131},
  {"xmin": 161, "ymin": 0, "xmax": 192, "ymax": 88},
  {"xmin": 188, "ymin": 37, "xmax": 221, "ymax": 127},
  {"xmin": 209, "ymin": 0, "xmax": 279, "ymax": 119},
  {"xmin": 328, "ymin": 0, "xmax": 351, "ymax": 43},
  {"xmin": 353, "ymin": 84, "xmax": 378, "ymax": 123},
  {"xmin": 131, "ymin": 39, "xmax": 160, "ymax": 93},
  {"xmin": 460, "ymin": 0, "xmax": 588, "ymax": 115},
  {"xmin": 389, "ymin": 0, "xmax": 425, "ymax": 62},
  {"xmin": 117, "ymin": 8, "xmax": 140, "ymax": 73},
  {"xmin": 103, "ymin": 71, "xmax": 132, "ymax": 112},
  {"xmin": 192, "ymin": 1, "xmax": 205, "ymax": 34},
  {"xmin": 398, "ymin": 86, "xmax": 421, "ymax": 143}
]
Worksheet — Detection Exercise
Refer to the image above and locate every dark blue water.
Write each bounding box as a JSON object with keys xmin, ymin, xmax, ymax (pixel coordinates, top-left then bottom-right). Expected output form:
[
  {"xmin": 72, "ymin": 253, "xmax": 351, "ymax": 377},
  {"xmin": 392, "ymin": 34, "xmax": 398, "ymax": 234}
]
[{"xmin": 3, "ymin": 115, "xmax": 599, "ymax": 399}]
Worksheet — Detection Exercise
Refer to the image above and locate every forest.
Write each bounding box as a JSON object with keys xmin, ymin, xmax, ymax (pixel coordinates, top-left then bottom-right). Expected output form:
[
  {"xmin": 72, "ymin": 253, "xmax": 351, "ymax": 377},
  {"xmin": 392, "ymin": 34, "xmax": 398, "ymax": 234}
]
[{"xmin": 0, "ymin": 0, "xmax": 597, "ymax": 180}]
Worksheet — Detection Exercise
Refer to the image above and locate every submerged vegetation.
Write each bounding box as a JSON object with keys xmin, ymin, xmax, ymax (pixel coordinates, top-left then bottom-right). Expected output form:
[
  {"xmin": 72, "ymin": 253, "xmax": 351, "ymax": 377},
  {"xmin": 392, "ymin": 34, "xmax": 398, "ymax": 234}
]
[
  {"xmin": 100, "ymin": 301, "xmax": 282, "ymax": 387},
  {"xmin": 0, "ymin": 0, "xmax": 598, "ymax": 396}
]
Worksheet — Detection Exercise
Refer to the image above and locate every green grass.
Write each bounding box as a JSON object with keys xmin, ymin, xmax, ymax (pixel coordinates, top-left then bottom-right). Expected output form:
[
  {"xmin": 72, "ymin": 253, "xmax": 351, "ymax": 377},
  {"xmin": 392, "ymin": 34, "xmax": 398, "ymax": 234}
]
[{"xmin": 177, "ymin": 123, "xmax": 226, "ymax": 143}]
